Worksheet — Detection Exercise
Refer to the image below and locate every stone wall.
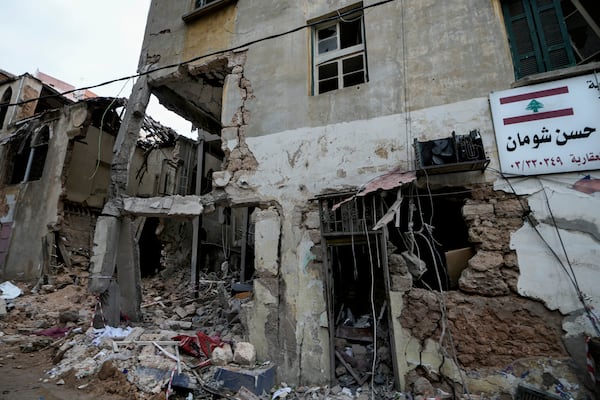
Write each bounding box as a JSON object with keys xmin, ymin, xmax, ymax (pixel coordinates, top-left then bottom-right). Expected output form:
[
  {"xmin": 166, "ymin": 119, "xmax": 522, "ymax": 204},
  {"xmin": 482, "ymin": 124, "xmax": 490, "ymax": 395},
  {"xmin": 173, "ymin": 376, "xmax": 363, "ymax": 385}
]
[
  {"xmin": 399, "ymin": 184, "xmax": 568, "ymax": 372},
  {"xmin": 60, "ymin": 205, "xmax": 99, "ymax": 269}
]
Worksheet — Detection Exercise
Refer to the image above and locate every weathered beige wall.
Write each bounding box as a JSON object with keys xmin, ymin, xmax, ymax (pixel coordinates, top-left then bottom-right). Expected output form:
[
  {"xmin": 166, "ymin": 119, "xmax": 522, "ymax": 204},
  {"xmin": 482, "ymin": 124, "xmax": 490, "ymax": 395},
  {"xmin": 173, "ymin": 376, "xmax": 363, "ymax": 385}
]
[
  {"xmin": 65, "ymin": 126, "xmax": 115, "ymax": 209},
  {"xmin": 2, "ymin": 116, "xmax": 67, "ymax": 279},
  {"xmin": 183, "ymin": 5, "xmax": 236, "ymax": 61}
]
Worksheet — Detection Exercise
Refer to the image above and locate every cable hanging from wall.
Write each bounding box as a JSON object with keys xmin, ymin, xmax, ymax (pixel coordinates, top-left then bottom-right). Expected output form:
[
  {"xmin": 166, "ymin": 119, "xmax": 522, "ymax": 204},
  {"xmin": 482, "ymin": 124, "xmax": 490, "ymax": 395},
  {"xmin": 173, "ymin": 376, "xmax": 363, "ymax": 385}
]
[{"xmin": 492, "ymin": 167, "xmax": 600, "ymax": 336}]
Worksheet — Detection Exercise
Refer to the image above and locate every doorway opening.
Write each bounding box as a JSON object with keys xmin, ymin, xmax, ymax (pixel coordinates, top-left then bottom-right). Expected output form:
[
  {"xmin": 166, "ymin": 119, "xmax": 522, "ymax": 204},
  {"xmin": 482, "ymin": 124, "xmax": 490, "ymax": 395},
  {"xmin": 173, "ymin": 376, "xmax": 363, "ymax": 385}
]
[
  {"xmin": 138, "ymin": 217, "xmax": 162, "ymax": 277},
  {"xmin": 319, "ymin": 193, "xmax": 397, "ymax": 387}
]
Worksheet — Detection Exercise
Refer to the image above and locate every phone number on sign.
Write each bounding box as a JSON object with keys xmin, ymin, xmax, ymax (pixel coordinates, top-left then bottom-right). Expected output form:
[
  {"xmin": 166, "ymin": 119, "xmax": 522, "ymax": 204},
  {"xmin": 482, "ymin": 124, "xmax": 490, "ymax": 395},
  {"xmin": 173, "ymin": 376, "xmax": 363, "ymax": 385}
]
[{"xmin": 510, "ymin": 157, "xmax": 563, "ymax": 171}]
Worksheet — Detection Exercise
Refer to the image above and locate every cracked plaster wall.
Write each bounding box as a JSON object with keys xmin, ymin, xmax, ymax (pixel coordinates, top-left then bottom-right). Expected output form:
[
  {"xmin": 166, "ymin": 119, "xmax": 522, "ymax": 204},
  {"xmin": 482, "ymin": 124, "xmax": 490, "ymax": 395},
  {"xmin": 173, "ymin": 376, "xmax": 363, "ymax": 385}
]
[
  {"xmin": 221, "ymin": 98, "xmax": 500, "ymax": 385},
  {"xmin": 495, "ymin": 175, "xmax": 600, "ymax": 333},
  {"xmin": 393, "ymin": 185, "xmax": 569, "ymax": 394}
]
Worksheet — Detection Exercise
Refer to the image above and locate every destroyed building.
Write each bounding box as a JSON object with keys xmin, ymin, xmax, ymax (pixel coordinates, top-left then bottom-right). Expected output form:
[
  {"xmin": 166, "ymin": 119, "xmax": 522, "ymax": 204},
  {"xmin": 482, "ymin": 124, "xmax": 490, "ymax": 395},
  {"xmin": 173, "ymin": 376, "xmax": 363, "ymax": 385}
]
[
  {"xmin": 2, "ymin": 0, "xmax": 600, "ymax": 398},
  {"xmin": 0, "ymin": 70, "xmax": 200, "ymax": 283}
]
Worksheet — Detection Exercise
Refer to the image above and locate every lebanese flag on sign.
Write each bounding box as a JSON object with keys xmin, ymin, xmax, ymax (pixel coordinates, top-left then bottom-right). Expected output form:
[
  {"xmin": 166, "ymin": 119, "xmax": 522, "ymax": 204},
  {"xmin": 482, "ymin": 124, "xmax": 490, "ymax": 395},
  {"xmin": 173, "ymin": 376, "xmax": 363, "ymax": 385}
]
[{"xmin": 499, "ymin": 86, "xmax": 573, "ymax": 125}]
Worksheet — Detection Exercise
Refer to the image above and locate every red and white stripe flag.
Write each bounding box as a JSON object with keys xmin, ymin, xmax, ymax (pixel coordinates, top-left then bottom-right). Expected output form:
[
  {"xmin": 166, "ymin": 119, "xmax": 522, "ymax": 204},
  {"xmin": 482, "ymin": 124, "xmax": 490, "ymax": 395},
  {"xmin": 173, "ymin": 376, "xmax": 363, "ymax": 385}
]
[{"xmin": 499, "ymin": 86, "xmax": 573, "ymax": 125}]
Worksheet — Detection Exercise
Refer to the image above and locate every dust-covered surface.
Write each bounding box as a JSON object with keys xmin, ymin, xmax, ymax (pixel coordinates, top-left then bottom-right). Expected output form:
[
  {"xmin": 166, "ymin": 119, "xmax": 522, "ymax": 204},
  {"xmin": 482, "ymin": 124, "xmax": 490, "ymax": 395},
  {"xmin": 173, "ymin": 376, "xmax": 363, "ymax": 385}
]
[
  {"xmin": 0, "ymin": 269, "xmax": 405, "ymax": 399},
  {"xmin": 0, "ymin": 249, "xmax": 593, "ymax": 399}
]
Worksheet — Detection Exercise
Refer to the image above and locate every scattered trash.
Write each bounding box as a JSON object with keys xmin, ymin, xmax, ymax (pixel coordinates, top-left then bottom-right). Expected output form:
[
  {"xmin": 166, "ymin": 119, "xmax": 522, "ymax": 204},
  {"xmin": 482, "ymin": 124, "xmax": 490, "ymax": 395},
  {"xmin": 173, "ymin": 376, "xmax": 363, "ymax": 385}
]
[
  {"xmin": 0, "ymin": 281, "xmax": 22, "ymax": 300},
  {"xmin": 91, "ymin": 326, "xmax": 133, "ymax": 346},
  {"xmin": 35, "ymin": 326, "xmax": 72, "ymax": 339},
  {"xmin": 273, "ymin": 386, "xmax": 293, "ymax": 399}
]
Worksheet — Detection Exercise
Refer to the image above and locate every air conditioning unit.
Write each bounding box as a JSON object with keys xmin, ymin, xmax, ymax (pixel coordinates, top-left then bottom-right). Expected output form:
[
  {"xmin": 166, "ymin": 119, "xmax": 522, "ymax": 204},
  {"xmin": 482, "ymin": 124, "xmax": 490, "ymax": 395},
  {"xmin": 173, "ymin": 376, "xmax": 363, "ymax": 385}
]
[{"xmin": 414, "ymin": 130, "xmax": 489, "ymax": 175}]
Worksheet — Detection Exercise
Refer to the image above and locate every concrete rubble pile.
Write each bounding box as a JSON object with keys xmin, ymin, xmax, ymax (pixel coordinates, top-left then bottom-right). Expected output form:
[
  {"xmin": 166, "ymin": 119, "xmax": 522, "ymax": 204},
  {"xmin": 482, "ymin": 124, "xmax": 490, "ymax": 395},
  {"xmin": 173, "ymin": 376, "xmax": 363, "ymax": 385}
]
[
  {"xmin": 0, "ymin": 269, "xmax": 412, "ymax": 399},
  {"xmin": 8, "ymin": 259, "xmax": 581, "ymax": 399}
]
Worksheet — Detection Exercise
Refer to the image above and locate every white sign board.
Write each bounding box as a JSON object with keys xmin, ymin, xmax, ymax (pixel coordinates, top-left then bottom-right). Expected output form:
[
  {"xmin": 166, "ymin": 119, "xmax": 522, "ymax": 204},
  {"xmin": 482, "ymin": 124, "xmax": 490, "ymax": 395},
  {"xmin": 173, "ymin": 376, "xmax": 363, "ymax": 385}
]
[{"xmin": 490, "ymin": 74, "xmax": 600, "ymax": 175}]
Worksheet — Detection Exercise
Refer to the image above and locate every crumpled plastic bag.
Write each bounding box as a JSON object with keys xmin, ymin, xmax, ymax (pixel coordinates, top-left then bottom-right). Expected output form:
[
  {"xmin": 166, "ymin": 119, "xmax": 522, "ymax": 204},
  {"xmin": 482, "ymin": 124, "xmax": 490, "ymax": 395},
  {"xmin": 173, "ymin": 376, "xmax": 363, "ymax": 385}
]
[
  {"xmin": 91, "ymin": 326, "xmax": 132, "ymax": 346},
  {"xmin": 0, "ymin": 281, "xmax": 22, "ymax": 300}
]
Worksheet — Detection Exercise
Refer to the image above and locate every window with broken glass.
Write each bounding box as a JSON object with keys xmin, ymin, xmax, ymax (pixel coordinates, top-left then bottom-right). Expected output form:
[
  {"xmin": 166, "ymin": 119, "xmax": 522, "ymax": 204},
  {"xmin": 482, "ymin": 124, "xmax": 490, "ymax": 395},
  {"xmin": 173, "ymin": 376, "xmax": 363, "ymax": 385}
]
[
  {"xmin": 313, "ymin": 8, "xmax": 368, "ymax": 94},
  {"xmin": 7, "ymin": 125, "xmax": 50, "ymax": 184},
  {"xmin": 502, "ymin": 0, "xmax": 600, "ymax": 79}
]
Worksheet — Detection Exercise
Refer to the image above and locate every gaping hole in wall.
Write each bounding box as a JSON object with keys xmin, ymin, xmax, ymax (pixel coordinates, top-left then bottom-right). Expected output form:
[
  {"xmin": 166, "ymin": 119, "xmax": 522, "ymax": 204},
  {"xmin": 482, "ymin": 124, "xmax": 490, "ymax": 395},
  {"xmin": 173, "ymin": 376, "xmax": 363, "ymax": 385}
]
[
  {"xmin": 150, "ymin": 57, "xmax": 230, "ymax": 138},
  {"xmin": 139, "ymin": 217, "xmax": 163, "ymax": 277},
  {"xmin": 384, "ymin": 186, "xmax": 472, "ymax": 291},
  {"xmin": 33, "ymin": 85, "xmax": 70, "ymax": 114},
  {"xmin": 200, "ymin": 206, "xmax": 255, "ymax": 282}
]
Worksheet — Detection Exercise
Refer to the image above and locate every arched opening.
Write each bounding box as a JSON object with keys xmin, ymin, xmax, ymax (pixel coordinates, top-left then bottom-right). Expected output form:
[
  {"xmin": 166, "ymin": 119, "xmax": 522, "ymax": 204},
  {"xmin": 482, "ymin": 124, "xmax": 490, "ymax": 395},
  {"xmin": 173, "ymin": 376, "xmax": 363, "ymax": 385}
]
[{"xmin": 0, "ymin": 87, "xmax": 12, "ymax": 129}]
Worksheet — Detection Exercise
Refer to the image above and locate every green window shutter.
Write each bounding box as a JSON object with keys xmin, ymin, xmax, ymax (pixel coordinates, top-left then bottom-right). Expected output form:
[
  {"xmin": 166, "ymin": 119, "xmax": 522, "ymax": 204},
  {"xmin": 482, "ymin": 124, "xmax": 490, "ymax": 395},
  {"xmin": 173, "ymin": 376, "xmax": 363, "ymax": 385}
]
[
  {"xmin": 502, "ymin": 0, "xmax": 545, "ymax": 78},
  {"xmin": 529, "ymin": 0, "xmax": 576, "ymax": 71}
]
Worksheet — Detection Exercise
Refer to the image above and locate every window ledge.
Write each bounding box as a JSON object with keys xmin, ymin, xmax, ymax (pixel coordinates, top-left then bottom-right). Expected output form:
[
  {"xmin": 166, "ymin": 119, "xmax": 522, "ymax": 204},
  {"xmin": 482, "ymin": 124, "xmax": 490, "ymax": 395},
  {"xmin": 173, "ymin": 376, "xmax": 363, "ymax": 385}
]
[
  {"xmin": 182, "ymin": 0, "xmax": 236, "ymax": 23},
  {"xmin": 512, "ymin": 62, "xmax": 600, "ymax": 88}
]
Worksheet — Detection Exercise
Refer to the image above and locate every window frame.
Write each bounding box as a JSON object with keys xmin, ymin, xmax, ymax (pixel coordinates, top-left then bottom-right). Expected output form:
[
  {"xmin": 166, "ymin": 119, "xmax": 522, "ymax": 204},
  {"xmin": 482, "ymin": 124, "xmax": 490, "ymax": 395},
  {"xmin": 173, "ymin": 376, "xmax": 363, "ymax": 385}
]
[
  {"xmin": 182, "ymin": 0, "xmax": 235, "ymax": 22},
  {"xmin": 502, "ymin": 0, "xmax": 600, "ymax": 79},
  {"xmin": 312, "ymin": 8, "xmax": 368, "ymax": 95},
  {"xmin": 0, "ymin": 87, "xmax": 12, "ymax": 130}
]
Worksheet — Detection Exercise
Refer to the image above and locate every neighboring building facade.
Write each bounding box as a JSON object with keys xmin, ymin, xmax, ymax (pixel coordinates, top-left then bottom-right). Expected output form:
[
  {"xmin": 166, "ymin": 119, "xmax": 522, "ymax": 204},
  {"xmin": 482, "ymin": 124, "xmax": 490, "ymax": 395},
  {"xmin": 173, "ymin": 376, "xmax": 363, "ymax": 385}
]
[
  {"xmin": 91, "ymin": 0, "xmax": 600, "ymax": 396},
  {"xmin": 0, "ymin": 71, "xmax": 201, "ymax": 284}
]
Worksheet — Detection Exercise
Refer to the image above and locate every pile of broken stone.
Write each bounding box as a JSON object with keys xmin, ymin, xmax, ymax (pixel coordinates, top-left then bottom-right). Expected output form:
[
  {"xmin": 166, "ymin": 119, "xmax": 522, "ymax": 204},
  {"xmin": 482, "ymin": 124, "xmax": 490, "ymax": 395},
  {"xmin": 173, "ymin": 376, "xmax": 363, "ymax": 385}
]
[{"xmin": 0, "ymin": 272, "xmax": 461, "ymax": 399}]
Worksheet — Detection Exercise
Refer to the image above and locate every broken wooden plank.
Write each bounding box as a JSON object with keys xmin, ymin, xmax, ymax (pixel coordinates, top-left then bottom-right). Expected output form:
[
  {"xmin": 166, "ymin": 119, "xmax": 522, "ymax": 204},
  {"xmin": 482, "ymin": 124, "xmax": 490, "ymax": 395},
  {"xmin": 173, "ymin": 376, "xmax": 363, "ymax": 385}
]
[{"xmin": 335, "ymin": 350, "xmax": 369, "ymax": 386}]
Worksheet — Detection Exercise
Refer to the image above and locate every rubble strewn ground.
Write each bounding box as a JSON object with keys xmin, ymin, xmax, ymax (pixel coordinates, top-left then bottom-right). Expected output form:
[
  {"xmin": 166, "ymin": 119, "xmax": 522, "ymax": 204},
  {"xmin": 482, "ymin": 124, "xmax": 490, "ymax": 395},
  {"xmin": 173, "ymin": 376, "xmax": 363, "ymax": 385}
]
[
  {"xmin": 0, "ymin": 267, "xmax": 592, "ymax": 399},
  {"xmin": 0, "ymin": 268, "xmax": 403, "ymax": 399}
]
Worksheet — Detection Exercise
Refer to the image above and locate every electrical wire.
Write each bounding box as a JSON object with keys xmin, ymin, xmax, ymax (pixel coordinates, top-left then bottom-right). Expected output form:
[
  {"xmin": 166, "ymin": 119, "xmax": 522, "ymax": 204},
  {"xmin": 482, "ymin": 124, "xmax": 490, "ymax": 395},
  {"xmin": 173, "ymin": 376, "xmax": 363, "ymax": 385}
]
[
  {"xmin": 361, "ymin": 199, "xmax": 377, "ymax": 400},
  {"xmin": 410, "ymin": 175, "xmax": 472, "ymax": 398},
  {"xmin": 491, "ymin": 167, "xmax": 600, "ymax": 335},
  {"xmin": 88, "ymin": 78, "xmax": 132, "ymax": 180},
  {"xmin": 400, "ymin": 0, "xmax": 412, "ymax": 167},
  {"xmin": 4, "ymin": 0, "xmax": 397, "ymax": 108}
]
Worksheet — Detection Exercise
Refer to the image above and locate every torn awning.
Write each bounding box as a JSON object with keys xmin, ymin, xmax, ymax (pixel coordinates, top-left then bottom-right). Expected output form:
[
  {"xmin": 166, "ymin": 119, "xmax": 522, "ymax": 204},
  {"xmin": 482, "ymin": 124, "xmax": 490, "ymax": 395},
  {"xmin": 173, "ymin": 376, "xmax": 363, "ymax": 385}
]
[{"xmin": 332, "ymin": 168, "xmax": 416, "ymax": 210}]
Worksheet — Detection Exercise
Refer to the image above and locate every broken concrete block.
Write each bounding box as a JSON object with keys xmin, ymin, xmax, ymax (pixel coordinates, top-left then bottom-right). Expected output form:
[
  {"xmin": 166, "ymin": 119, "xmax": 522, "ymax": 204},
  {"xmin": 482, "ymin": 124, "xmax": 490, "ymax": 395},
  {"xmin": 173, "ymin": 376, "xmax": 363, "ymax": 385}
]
[
  {"xmin": 173, "ymin": 306, "xmax": 188, "ymax": 319},
  {"xmin": 122, "ymin": 195, "xmax": 204, "ymax": 218},
  {"xmin": 462, "ymin": 203, "xmax": 494, "ymax": 220},
  {"xmin": 124, "ymin": 326, "xmax": 145, "ymax": 342},
  {"xmin": 213, "ymin": 170, "xmax": 232, "ymax": 188},
  {"xmin": 214, "ymin": 364, "xmax": 276, "ymax": 395},
  {"xmin": 161, "ymin": 320, "xmax": 192, "ymax": 330},
  {"xmin": 183, "ymin": 304, "xmax": 196, "ymax": 316},
  {"xmin": 211, "ymin": 343, "xmax": 234, "ymax": 366},
  {"xmin": 236, "ymin": 386, "xmax": 261, "ymax": 400},
  {"xmin": 233, "ymin": 342, "xmax": 256, "ymax": 366}
]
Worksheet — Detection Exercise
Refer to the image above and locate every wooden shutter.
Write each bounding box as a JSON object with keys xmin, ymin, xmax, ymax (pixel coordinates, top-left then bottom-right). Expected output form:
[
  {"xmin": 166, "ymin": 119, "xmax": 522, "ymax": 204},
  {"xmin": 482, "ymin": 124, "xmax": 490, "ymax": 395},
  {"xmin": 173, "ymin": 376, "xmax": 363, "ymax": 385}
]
[
  {"xmin": 503, "ymin": 0, "xmax": 545, "ymax": 78},
  {"xmin": 502, "ymin": 0, "xmax": 575, "ymax": 78},
  {"xmin": 529, "ymin": 0, "xmax": 576, "ymax": 71}
]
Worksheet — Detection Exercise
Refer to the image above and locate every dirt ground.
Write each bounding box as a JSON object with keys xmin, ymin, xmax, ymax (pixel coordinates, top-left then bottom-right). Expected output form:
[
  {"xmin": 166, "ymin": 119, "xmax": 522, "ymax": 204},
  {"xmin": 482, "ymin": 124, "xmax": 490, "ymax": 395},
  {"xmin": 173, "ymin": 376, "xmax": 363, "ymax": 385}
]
[{"xmin": 0, "ymin": 342, "xmax": 144, "ymax": 400}]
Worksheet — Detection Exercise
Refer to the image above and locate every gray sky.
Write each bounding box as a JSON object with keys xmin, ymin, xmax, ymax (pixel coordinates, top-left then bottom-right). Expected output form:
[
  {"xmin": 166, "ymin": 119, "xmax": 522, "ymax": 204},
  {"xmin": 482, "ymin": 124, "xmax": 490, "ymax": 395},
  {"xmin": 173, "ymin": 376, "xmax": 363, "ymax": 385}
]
[{"xmin": 0, "ymin": 0, "xmax": 193, "ymax": 136}]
